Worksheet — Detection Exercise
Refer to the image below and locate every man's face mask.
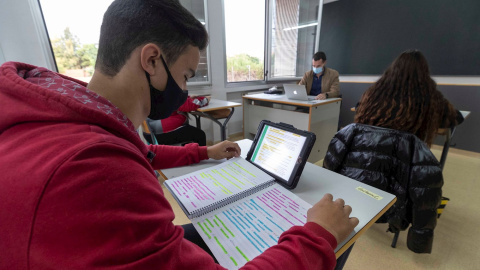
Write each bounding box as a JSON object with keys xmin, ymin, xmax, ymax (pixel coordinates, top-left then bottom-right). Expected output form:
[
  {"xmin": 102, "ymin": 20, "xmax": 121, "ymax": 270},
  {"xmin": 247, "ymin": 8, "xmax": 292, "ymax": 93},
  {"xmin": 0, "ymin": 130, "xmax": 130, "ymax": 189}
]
[
  {"xmin": 146, "ymin": 55, "xmax": 188, "ymax": 120},
  {"xmin": 313, "ymin": 66, "xmax": 323, "ymax": 74}
]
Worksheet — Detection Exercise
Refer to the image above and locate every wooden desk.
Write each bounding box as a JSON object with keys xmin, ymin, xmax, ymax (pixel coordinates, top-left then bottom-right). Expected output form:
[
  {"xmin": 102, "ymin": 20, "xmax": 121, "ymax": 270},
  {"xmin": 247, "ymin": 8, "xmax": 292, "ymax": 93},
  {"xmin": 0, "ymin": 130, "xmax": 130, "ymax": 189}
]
[
  {"xmin": 189, "ymin": 99, "xmax": 242, "ymax": 141},
  {"xmin": 160, "ymin": 139, "xmax": 396, "ymax": 259},
  {"xmin": 242, "ymin": 93, "xmax": 342, "ymax": 163}
]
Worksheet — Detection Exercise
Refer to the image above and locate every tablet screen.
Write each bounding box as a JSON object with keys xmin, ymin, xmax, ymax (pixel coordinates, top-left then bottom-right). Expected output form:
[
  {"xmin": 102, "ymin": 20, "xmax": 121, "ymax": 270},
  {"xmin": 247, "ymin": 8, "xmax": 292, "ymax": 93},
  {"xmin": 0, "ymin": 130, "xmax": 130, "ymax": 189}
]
[{"xmin": 249, "ymin": 124, "xmax": 307, "ymax": 184}]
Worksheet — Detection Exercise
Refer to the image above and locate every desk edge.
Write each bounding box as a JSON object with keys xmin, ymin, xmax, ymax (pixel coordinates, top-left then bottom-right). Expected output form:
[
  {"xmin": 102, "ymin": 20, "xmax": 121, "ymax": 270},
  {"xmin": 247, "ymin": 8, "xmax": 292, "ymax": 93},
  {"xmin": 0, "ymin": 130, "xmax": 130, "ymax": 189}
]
[
  {"xmin": 334, "ymin": 196, "xmax": 397, "ymax": 258},
  {"xmin": 197, "ymin": 103, "xmax": 242, "ymax": 112},
  {"xmin": 243, "ymin": 96, "xmax": 342, "ymax": 107}
]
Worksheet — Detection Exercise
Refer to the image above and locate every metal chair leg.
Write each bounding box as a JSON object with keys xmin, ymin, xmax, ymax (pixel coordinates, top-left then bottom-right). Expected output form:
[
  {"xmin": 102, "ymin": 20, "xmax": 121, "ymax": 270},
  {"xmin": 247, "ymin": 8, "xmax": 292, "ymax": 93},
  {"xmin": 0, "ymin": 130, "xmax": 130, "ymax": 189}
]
[{"xmin": 391, "ymin": 231, "xmax": 400, "ymax": 248}]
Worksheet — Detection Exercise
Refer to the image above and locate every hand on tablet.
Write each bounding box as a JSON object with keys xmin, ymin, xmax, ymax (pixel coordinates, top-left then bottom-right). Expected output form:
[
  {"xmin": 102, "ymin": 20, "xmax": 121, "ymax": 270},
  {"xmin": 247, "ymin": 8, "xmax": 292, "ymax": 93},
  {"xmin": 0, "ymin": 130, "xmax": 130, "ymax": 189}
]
[
  {"xmin": 307, "ymin": 193, "xmax": 359, "ymax": 244},
  {"xmin": 207, "ymin": 141, "xmax": 241, "ymax": 160}
]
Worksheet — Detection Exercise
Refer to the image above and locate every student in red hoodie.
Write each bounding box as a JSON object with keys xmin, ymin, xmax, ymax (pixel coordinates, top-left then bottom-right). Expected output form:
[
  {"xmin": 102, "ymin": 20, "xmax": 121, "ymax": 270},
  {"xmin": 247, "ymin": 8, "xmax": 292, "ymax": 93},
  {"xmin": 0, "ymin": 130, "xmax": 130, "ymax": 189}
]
[
  {"xmin": 0, "ymin": 0, "xmax": 358, "ymax": 269},
  {"xmin": 144, "ymin": 96, "xmax": 210, "ymax": 146}
]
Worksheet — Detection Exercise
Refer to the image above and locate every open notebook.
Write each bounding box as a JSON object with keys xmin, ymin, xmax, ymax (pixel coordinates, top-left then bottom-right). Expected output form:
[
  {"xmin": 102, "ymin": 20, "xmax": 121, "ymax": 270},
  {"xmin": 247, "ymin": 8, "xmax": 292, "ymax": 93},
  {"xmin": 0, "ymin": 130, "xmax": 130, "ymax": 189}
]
[{"xmin": 164, "ymin": 121, "xmax": 316, "ymax": 268}]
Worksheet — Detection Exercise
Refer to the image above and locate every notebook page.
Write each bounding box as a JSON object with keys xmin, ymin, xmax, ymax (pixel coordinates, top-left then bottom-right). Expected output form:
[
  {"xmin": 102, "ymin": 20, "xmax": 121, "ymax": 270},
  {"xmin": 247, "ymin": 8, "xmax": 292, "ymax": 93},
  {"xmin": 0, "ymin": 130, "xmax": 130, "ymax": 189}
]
[
  {"xmin": 164, "ymin": 157, "xmax": 273, "ymax": 215},
  {"xmin": 192, "ymin": 183, "xmax": 311, "ymax": 269}
]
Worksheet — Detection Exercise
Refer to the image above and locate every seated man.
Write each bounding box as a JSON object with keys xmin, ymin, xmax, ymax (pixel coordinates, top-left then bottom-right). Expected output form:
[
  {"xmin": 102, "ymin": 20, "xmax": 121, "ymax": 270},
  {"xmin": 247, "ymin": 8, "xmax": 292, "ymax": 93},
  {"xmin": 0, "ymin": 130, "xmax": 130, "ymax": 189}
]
[
  {"xmin": 145, "ymin": 96, "xmax": 209, "ymax": 146},
  {"xmin": 299, "ymin": 51, "xmax": 340, "ymax": 100}
]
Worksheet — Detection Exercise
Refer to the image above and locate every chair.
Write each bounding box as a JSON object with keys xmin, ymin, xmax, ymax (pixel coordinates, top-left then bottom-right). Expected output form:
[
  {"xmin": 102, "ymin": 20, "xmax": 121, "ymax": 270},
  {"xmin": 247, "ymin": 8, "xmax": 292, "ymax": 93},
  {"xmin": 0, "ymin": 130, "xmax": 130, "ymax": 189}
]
[
  {"xmin": 323, "ymin": 123, "xmax": 443, "ymax": 253},
  {"xmin": 390, "ymin": 197, "xmax": 449, "ymax": 248},
  {"xmin": 141, "ymin": 120, "xmax": 158, "ymax": 145},
  {"xmin": 141, "ymin": 116, "xmax": 195, "ymax": 146}
]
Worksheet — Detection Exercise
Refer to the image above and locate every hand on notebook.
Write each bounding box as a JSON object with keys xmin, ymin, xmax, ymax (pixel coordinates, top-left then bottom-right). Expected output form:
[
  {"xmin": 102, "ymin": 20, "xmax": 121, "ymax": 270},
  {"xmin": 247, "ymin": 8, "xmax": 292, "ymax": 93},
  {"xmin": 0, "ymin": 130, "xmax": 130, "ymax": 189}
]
[
  {"xmin": 307, "ymin": 193, "xmax": 359, "ymax": 244},
  {"xmin": 207, "ymin": 140, "xmax": 241, "ymax": 160}
]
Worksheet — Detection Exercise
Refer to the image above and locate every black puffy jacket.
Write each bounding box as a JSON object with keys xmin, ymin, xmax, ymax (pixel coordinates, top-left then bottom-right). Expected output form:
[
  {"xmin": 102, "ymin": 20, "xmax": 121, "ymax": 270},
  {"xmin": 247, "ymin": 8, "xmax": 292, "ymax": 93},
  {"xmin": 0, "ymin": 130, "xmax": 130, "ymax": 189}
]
[{"xmin": 323, "ymin": 123, "xmax": 443, "ymax": 253}]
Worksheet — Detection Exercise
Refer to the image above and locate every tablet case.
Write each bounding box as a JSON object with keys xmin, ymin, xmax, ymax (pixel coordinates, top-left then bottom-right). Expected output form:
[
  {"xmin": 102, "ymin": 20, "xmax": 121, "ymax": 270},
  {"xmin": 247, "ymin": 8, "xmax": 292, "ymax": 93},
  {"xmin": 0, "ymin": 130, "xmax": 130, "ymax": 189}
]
[{"xmin": 245, "ymin": 120, "xmax": 316, "ymax": 189}]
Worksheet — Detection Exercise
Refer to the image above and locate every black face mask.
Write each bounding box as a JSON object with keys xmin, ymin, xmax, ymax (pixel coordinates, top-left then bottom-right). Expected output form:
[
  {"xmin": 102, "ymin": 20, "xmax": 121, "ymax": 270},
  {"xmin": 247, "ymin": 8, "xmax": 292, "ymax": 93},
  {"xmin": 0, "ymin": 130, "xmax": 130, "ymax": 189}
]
[{"xmin": 146, "ymin": 55, "xmax": 188, "ymax": 120}]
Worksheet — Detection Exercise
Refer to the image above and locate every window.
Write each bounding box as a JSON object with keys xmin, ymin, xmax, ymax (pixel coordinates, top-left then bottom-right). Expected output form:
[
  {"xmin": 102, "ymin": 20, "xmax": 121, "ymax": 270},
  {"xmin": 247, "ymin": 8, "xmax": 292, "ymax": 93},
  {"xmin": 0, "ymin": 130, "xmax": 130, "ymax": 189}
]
[
  {"xmin": 39, "ymin": 0, "xmax": 111, "ymax": 83},
  {"xmin": 224, "ymin": 0, "xmax": 265, "ymax": 83},
  {"xmin": 179, "ymin": 0, "xmax": 210, "ymax": 84},
  {"xmin": 268, "ymin": 0, "xmax": 320, "ymax": 79},
  {"xmin": 39, "ymin": 0, "xmax": 210, "ymax": 85},
  {"xmin": 223, "ymin": 0, "xmax": 321, "ymax": 83}
]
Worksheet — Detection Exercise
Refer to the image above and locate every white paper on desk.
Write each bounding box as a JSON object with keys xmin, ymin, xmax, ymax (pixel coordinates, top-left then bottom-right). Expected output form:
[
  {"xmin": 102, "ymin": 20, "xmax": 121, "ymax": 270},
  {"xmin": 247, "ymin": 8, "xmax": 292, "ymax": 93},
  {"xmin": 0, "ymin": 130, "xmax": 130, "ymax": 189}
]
[{"xmin": 192, "ymin": 184, "xmax": 311, "ymax": 269}]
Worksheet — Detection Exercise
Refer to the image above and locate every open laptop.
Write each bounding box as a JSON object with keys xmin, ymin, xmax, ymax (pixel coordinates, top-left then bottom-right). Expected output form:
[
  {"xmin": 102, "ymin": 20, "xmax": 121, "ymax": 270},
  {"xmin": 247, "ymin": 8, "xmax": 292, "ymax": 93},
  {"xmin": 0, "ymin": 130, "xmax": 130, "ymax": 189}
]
[{"xmin": 283, "ymin": 84, "xmax": 316, "ymax": 101}]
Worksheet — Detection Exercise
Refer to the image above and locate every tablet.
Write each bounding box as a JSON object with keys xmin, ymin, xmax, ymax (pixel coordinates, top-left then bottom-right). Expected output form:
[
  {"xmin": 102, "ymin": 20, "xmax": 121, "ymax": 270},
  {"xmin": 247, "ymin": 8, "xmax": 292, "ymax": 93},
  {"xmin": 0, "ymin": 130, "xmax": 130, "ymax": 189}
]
[{"xmin": 245, "ymin": 120, "xmax": 316, "ymax": 189}]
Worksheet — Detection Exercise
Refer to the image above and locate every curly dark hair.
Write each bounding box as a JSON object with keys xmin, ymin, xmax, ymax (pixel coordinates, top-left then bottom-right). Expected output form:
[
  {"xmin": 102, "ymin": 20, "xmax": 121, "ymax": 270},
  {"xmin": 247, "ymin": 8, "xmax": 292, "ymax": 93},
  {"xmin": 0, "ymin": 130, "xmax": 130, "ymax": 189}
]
[{"xmin": 355, "ymin": 50, "xmax": 456, "ymax": 146}]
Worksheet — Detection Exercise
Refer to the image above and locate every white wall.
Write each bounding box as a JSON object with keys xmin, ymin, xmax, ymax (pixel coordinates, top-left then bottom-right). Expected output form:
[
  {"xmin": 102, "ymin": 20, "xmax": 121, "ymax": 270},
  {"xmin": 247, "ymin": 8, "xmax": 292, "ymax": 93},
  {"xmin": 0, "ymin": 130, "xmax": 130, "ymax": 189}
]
[{"xmin": 0, "ymin": 0, "xmax": 55, "ymax": 68}]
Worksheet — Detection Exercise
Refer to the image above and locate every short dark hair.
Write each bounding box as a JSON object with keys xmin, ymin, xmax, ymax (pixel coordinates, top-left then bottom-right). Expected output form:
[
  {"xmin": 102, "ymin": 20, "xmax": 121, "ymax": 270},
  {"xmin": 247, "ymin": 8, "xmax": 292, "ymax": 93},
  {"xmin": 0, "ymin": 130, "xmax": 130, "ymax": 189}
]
[
  {"xmin": 96, "ymin": 0, "xmax": 209, "ymax": 76},
  {"xmin": 313, "ymin": 51, "xmax": 327, "ymax": 62}
]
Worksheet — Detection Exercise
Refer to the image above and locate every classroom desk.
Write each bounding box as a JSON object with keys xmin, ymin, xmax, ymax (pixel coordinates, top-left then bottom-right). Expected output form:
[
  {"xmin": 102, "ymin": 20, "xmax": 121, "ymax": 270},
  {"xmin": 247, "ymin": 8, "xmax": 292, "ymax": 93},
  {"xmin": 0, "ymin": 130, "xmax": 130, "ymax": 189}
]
[
  {"xmin": 438, "ymin": 110, "xmax": 471, "ymax": 169},
  {"xmin": 160, "ymin": 139, "xmax": 396, "ymax": 258},
  {"xmin": 189, "ymin": 98, "xmax": 242, "ymax": 141},
  {"xmin": 243, "ymin": 93, "xmax": 342, "ymax": 163}
]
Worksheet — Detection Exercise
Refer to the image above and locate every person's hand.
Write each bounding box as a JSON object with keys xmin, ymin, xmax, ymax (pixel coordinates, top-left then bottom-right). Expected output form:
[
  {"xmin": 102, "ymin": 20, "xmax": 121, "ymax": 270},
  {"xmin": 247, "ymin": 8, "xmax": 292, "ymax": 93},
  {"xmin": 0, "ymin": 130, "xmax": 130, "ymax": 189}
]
[
  {"xmin": 307, "ymin": 193, "xmax": 359, "ymax": 244},
  {"xmin": 207, "ymin": 141, "xmax": 241, "ymax": 160},
  {"xmin": 315, "ymin": 93, "xmax": 327, "ymax": 100}
]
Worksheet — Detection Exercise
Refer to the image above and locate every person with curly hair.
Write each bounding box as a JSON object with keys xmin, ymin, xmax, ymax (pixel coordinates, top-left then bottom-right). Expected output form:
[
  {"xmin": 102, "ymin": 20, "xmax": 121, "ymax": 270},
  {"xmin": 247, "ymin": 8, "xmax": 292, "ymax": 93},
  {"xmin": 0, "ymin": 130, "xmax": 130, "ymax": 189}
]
[
  {"xmin": 355, "ymin": 49, "xmax": 463, "ymax": 146},
  {"xmin": 324, "ymin": 50, "xmax": 463, "ymax": 254}
]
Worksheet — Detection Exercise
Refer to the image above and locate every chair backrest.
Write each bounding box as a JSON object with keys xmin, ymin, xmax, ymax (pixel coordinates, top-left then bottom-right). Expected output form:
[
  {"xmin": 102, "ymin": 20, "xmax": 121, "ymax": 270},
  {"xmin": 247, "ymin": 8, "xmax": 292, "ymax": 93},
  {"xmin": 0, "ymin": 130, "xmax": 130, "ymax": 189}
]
[
  {"xmin": 142, "ymin": 118, "xmax": 196, "ymax": 146},
  {"xmin": 142, "ymin": 120, "xmax": 159, "ymax": 145},
  {"xmin": 324, "ymin": 123, "xmax": 442, "ymax": 228},
  {"xmin": 323, "ymin": 123, "xmax": 443, "ymax": 252}
]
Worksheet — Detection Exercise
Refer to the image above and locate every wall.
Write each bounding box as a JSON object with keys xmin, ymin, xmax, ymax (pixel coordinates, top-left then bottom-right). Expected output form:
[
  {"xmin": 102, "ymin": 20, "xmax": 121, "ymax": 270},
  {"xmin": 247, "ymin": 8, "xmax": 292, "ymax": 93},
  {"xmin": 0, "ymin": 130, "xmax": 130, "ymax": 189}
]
[
  {"xmin": 319, "ymin": 0, "xmax": 480, "ymax": 75},
  {"xmin": 0, "ymin": 0, "xmax": 55, "ymax": 68},
  {"xmin": 320, "ymin": 0, "xmax": 480, "ymax": 153}
]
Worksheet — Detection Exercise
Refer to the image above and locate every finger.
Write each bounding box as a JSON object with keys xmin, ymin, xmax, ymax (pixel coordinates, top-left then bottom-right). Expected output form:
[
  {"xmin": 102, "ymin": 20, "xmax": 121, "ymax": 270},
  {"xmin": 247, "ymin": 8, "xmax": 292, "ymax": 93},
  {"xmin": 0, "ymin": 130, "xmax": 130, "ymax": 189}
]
[
  {"xmin": 334, "ymin": 198, "xmax": 345, "ymax": 207},
  {"xmin": 226, "ymin": 143, "xmax": 241, "ymax": 155},
  {"xmin": 349, "ymin": 217, "xmax": 360, "ymax": 227},
  {"xmin": 225, "ymin": 147, "xmax": 238, "ymax": 154},
  {"xmin": 343, "ymin": 205, "xmax": 353, "ymax": 215},
  {"xmin": 320, "ymin": 193, "xmax": 333, "ymax": 203},
  {"xmin": 226, "ymin": 151, "xmax": 237, "ymax": 159}
]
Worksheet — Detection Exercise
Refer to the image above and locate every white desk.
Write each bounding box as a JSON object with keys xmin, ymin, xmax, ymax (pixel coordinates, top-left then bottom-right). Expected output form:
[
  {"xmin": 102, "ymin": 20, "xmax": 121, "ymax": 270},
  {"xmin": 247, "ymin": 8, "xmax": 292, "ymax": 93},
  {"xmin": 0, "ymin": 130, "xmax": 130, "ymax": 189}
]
[
  {"xmin": 438, "ymin": 110, "xmax": 471, "ymax": 169},
  {"xmin": 160, "ymin": 139, "xmax": 396, "ymax": 257},
  {"xmin": 243, "ymin": 93, "xmax": 341, "ymax": 163},
  {"xmin": 189, "ymin": 99, "xmax": 242, "ymax": 141}
]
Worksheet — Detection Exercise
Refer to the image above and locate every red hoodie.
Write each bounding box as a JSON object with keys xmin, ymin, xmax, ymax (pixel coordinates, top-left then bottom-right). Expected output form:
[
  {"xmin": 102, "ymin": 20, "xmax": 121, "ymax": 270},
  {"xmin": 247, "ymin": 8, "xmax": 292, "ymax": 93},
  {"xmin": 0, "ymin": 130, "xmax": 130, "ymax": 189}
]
[{"xmin": 0, "ymin": 62, "xmax": 337, "ymax": 269}]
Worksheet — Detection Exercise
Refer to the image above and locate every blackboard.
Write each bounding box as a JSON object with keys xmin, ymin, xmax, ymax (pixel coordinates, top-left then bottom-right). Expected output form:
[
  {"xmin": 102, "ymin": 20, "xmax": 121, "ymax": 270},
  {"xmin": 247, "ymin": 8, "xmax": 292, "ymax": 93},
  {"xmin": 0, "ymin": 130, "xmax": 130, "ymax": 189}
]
[{"xmin": 318, "ymin": 0, "xmax": 480, "ymax": 76}]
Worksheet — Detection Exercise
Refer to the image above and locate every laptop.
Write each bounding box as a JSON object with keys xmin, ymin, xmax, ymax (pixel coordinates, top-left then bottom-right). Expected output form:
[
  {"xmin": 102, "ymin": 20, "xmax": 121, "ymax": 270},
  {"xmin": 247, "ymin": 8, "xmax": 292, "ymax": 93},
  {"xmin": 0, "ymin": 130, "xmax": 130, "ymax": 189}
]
[{"xmin": 283, "ymin": 84, "xmax": 316, "ymax": 101}]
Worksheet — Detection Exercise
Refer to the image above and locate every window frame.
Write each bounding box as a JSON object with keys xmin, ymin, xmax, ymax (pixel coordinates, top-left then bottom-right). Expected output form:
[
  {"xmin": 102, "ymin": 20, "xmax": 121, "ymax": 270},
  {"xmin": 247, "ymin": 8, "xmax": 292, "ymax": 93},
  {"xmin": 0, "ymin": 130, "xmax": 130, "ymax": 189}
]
[
  {"xmin": 223, "ymin": 0, "xmax": 324, "ymax": 86},
  {"xmin": 265, "ymin": 0, "xmax": 324, "ymax": 82},
  {"xmin": 184, "ymin": 0, "xmax": 212, "ymax": 87},
  {"xmin": 37, "ymin": 0, "xmax": 211, "ymax": 87},
  {"xmin": 222, "ymin": 0, "xmax": 269, "ymax": 87}
]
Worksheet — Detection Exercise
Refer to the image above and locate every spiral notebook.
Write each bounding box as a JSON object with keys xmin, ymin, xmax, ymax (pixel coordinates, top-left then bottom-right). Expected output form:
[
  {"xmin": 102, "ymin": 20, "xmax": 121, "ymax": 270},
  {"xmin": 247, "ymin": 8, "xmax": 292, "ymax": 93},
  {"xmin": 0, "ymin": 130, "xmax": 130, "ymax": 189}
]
[
  {"xmin": 164, "ymin": 121, "xmax": 315, "ymax": 219},
  {"xmin": 164, "ymin": 121, "xmax": 316, "ymax": 268}
]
